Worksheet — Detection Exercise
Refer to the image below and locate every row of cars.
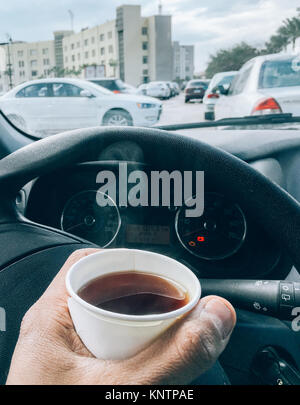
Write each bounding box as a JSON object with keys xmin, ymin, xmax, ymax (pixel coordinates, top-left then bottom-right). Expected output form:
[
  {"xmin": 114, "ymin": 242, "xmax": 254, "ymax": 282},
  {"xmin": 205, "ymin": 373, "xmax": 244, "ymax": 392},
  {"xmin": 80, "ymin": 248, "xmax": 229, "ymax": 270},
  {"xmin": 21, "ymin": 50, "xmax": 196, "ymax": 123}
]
[{"xmin": 202, "ymin": 53, "xmax": 300, "ymax": 121}]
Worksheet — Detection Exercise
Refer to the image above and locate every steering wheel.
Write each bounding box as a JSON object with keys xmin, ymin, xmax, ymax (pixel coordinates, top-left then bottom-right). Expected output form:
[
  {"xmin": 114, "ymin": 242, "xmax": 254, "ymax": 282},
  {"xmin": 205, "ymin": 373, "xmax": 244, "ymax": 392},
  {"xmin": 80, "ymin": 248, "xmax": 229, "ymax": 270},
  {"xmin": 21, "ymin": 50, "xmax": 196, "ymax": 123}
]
[{"xmin": 0, "ymin": 126, "xmax": 300, "ymax": 383}]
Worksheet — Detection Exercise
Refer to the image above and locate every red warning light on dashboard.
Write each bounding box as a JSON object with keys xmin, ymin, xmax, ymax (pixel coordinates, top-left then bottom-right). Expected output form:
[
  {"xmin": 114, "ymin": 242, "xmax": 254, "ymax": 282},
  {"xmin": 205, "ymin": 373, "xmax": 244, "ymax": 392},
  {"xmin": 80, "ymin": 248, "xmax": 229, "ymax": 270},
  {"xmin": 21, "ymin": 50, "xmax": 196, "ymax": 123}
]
[
  {"xmin": 188, "ymin": 241, "xmax": 196, "ymax": 247},
  {"xmin": 197, "ymin": 236, "xmax": 205, "ymax": 242}
]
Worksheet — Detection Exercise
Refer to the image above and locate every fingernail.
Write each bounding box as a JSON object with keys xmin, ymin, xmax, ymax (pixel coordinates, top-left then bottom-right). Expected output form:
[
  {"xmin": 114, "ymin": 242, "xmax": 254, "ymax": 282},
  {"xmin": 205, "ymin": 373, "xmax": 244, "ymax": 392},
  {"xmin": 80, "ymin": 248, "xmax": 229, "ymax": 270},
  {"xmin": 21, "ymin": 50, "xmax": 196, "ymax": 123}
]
[{"xmin": 203, "ymin": 298, "xmax": 236, "ymax": 339}]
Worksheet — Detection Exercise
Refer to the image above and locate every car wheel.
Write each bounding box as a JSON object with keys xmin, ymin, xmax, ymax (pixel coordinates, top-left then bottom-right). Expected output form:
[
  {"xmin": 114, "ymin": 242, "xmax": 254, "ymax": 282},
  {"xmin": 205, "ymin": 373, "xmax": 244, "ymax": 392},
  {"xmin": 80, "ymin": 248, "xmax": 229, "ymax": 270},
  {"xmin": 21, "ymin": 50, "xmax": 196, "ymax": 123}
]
[
  {"xmin": 102, "ymin": 110, "xmax": 133, "ymax": 126},
  {"xmin": 185, "ymin": 98, "xmax": 189, "ymax": 103}
]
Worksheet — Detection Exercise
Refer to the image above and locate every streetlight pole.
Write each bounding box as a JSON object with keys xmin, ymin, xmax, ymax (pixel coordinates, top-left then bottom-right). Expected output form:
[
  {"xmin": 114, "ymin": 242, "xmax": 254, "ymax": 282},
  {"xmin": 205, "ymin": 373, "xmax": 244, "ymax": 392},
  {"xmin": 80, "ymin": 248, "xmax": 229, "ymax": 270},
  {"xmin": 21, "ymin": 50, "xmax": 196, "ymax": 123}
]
[{"xmin": 0, "ymin": 35, "xmax": 13, "ymax": 89}]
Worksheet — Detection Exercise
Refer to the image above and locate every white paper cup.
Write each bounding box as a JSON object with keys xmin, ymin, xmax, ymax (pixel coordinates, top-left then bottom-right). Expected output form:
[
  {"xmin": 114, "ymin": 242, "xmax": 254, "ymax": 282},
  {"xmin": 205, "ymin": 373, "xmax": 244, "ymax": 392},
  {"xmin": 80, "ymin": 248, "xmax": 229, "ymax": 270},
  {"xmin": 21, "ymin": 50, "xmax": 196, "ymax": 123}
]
[{"xmin": 66, "ymin": 249, "xmax": 201, "ymax": 360}]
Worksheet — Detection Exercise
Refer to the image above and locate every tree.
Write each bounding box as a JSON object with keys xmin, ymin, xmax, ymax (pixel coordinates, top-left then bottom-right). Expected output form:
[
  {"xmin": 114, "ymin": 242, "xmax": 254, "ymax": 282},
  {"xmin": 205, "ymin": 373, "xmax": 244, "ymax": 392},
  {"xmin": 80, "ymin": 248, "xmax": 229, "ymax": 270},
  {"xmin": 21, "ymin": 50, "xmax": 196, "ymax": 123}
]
[
  {"xmin": 281, "ymin": 17, "xmax": 300, "ymax": 49},
  {"xmin": 47, "ymin": 66, "xmax": 82, "ymax": 78},
  {"xmin": 205, "ymin": 42, "xmax": 259, "ymax": 78},
  {"xmin": 263, "ymin": 34, "xmax": 289, "ymax": 54},
  {"xmin": 263, "ymin": 14, "xmax": 300, "ymax": 54}
]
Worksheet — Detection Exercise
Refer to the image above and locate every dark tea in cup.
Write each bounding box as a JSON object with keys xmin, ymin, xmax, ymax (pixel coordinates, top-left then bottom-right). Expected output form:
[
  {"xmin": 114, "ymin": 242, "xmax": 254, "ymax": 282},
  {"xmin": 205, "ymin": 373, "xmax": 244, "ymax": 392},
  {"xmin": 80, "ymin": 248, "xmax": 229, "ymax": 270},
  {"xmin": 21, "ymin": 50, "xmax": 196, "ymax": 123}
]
[{"xmin": 77, "ymin": 271, "xmax": 189, "ymax": 316}]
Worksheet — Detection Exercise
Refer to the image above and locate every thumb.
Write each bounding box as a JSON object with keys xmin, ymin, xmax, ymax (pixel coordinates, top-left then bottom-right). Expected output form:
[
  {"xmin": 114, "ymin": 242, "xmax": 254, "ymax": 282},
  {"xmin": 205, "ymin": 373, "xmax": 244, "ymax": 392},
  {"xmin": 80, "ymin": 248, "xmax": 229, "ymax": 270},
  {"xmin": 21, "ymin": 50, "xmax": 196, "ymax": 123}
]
[{"xmin": 128, "ymin": 295, "xmax": 236, "ymax": 385}]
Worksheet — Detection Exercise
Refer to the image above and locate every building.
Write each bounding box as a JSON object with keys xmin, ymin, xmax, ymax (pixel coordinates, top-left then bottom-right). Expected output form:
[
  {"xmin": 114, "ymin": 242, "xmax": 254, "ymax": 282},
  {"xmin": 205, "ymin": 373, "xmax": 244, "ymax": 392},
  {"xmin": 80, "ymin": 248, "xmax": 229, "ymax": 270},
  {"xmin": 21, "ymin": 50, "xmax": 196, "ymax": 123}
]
[
  {"xmin": 116, "ymin": 5, "xmax": 173, "ymax": 85},
  {"xmin": 63, "ymin": 5, "xmax": 173, "ymax": 86},
  {"xmin": 0, "ymin": 4, "xmax": 175, "ymax": 91},
  {"xmin": 173, "ymin": 41, "xmax": 195, "ymax": 81},
  {"xmin": 62, "ymin": 20, "xmax": 117, "ymax": 78},
  {"xmin": 54, "ymin": 30, "xmax": 73, "ymax": 71},
  {"xmin": 0, "ymin": 40, "xmax": 55, "ymax": 93}
]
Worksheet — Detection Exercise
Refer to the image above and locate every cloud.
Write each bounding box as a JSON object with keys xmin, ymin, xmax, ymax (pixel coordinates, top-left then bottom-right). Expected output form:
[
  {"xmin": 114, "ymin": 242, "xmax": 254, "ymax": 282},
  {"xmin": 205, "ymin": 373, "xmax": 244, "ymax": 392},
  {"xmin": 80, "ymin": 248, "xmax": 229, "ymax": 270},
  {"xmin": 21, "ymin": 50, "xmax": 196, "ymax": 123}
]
[{"xmin": 0, "ymin": 0, "xmax": 299, "ymax": 72}]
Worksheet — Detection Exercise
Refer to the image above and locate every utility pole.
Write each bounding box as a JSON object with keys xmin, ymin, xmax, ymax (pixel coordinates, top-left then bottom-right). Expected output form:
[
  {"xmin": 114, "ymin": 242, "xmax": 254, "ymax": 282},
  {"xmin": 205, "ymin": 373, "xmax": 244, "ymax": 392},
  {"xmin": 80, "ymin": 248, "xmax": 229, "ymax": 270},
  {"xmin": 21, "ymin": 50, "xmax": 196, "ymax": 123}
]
[
  {"xmin": 68, "ymin": 10, "xmax": 74, "ymax": 32},
  {"xmin": 158, "ymin": 0, "xmax": 163, "ymax": 15},
  {"xmin": 0, "ymin": 34, "xmax": 13, "ymax": 89}
]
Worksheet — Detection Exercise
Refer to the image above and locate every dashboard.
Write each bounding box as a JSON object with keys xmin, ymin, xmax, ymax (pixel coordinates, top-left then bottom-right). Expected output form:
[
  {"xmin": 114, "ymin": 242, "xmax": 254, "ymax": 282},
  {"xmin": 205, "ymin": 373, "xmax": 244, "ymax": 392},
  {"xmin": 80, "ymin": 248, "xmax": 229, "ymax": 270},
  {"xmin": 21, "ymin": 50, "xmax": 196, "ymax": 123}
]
[{"xmin": 24, "ymin": 160, "xmax": 291, "ymax": 280}]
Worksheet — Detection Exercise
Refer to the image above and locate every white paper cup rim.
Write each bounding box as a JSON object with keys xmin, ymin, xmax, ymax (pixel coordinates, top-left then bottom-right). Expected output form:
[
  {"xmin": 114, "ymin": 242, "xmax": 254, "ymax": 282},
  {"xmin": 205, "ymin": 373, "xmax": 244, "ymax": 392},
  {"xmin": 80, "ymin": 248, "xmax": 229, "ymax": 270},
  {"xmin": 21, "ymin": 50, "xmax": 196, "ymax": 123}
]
[{"xmin": 66, "ymin": 249, "xmax": 201, "ymax": 322}]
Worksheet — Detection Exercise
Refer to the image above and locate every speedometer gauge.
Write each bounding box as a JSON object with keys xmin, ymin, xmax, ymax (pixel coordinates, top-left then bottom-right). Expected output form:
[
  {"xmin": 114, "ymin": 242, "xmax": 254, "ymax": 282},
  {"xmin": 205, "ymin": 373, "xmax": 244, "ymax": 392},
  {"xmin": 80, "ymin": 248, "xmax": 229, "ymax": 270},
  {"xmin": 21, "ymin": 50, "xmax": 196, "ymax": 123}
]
[
  {"xmin": 61, "ymin": 190, "xmax": 121, "ymax": 247},
  {"xmin": 175, "ymin": 192, "xmax": 246, "ymax": 260}
]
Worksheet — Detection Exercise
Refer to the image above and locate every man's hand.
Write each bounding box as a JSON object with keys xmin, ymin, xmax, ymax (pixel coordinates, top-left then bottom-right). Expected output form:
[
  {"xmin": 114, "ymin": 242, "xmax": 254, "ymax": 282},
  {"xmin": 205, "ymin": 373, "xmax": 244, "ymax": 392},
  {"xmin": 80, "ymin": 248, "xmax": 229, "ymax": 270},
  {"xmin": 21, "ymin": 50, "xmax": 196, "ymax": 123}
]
[{"xmin": 6, "ymin": 249, "xmax": 236, "ymax": 385}]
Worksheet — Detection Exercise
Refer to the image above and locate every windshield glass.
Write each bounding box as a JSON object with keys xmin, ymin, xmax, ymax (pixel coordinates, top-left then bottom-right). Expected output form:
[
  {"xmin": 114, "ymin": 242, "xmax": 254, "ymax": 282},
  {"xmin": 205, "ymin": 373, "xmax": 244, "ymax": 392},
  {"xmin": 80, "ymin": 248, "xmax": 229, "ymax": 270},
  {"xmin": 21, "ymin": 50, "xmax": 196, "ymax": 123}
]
[
  {"xmin": 259, "ymin": 57, "xmax": 300, "ymax": 88},
  {"xmin": 1, "ymin": 1, "xmax": 300, "ymax": 138}
]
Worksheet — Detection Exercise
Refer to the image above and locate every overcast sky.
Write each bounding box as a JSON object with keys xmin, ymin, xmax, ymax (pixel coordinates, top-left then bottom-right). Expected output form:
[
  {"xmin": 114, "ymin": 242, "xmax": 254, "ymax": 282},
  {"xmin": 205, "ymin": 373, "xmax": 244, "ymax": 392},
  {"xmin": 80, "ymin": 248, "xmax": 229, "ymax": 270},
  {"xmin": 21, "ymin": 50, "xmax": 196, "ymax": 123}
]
[{"xmin": 0, "ymin": 0, "xmax": 299, "ymax": 71}]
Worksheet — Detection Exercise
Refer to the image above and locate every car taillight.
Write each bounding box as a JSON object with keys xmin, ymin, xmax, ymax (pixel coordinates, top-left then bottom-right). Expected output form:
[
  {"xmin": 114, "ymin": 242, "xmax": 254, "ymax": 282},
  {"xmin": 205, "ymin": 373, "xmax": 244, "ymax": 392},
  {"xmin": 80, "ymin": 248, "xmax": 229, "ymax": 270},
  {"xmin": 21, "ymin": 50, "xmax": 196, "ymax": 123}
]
[
  {"xmin": 207, "ymin": 93, "xmax": 219, "ymax": 99},
  {"xmin": 113, "ymin": 90, "xmax": 121, "ymax": 94},
  {"xmin": 252, "ymin": 97, "xmax": 282, "ymax": 115}
]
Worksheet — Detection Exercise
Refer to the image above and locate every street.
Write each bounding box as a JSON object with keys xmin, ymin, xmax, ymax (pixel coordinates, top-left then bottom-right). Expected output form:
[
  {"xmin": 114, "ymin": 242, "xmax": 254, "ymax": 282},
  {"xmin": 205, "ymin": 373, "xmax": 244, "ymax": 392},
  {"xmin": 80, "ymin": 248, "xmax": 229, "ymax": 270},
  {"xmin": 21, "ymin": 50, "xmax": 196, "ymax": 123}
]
[{"xmin": 158, "ymin": 94, "xmax": 205, "ymax": 126}]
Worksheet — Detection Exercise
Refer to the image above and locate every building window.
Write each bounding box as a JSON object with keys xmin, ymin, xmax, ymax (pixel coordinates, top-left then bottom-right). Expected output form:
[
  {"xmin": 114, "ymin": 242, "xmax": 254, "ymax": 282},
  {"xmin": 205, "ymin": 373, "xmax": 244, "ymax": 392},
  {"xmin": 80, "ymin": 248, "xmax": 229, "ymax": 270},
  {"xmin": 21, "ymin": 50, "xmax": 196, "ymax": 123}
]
[
  {"xmin": 31, "ymin": 71, "xmax": 38, "ymax": 77},
  {"xmin": 143, "ymin": 69, "xmax": 148, "ymax": 75},
  {"xmin": 77, "ymin": 53, "xmax": 81, "ymax": 60},
  {"xmin": 142, "ymin": 42, "xmax": 148, "ymax": 50},
  {"xmin": 30, "ymin": 60, "xmax": 37, "ymax": 67},
  {"xmin": 142, "ymin": 27, "xmax": 148, "ymax": 35},
  {"xmin": 43, "ymin": 58, "xmax": 50, "ymax": 65},
  {"xmin": 108, "ymin": 31, "xmax": 112, "ymax": 39},
  {"xmin": 109, "ymin": 45, "xmax": 113, "ymax": 54},
  {"xmin": 85, "ymin": 51, "xmax": 89, "ymax": 58},
  {"xmin": 71, "ymin": 55, "xmax": 75, "ymax": 62},
  {"xmin": 30, "ymin": 49, "xmax": 37, "ymax": 56},
  {"xmin": 18, "ymin": 60, "xmax": 25, "ymax": 68},
  {"xmin": 100, "ymin": 47, "xmax": 105, "ymax": 55},
  {"xmin": 100, "ymin": 34, "xmax": 105, "ymax": 41},
  {"xmin": 143, "ymin": 56, "xmax": 148, "ymax": 64},
  {"xmin": 77, "ymin": 41, "xmax": 80, "ymax": 48},
  {"xmin": 17, "ymin": 50, "xmax": 23, "ymax": 57},
  {"xmin": 84, "ymin": 39, "xmax": 88, "ymax": 46},
  {"xmin": 19, "ymin": 70, "xmax": 25, "ymax": 77},
  {"xmin": 42, "ymin": 48, "xmax": 49, "ymax": 55},
  {"xmin": 71, "ymin": 43, "xmax": 75, "ymax": 50},
  {"xmin": 64, "ymin": 46, "xmax": 68, "ymax": 52},
  {"xmin": 91, "ymin": 37, "xmax": 95, "ymax": 44},
  {"xmin": 92, "ymin": 49, "xmax": 96, "ymax": 57}
]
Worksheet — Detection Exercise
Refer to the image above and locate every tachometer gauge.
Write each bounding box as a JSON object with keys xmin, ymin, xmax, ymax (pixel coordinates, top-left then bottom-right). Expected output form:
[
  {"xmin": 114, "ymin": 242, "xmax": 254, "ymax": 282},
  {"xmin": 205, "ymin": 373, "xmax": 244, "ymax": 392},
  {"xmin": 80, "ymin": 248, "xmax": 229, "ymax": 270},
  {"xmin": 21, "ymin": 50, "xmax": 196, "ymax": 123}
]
[
  {"xmin": 61, "ymin": 190, "xmax": 121, "ymax": 247},
  {"xmin": 175, "ymin": 193, "xmax": 246, "ymax": 260}
]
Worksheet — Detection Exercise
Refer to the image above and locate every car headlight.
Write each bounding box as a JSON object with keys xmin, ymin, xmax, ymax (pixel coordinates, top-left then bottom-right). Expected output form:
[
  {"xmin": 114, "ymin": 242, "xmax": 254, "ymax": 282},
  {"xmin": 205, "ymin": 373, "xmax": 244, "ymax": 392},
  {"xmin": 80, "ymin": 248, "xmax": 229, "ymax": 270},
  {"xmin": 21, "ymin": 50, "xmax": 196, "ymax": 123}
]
[{"xmin": 137, "ymin": 103, "xmax": 157, "ymax": 109}]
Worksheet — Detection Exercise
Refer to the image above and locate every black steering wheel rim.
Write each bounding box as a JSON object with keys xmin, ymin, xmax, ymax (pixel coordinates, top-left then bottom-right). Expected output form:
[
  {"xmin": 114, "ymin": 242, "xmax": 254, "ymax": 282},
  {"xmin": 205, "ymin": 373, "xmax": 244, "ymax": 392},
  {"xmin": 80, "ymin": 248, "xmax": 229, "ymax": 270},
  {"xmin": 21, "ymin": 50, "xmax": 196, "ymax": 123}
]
[
  {"xmin": 0, "ymin": 125, "xmax": 300, "ymax": 384},
  {"xmin": 0, "ymin": 125, "xmax": 299, "ymax": 268}
]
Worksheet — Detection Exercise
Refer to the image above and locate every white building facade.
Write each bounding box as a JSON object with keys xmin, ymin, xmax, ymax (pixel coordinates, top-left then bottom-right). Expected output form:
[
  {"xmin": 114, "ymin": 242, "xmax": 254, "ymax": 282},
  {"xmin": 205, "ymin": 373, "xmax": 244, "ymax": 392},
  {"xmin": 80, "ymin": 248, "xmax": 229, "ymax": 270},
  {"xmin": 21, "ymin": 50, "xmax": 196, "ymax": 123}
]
[
  {"xmin": 0, "ymin": 4, "xmax": 175, "ymax": 91},
  {"xmin": 173, "ymin": 41, "xmax": 195, "ymax": 80},
  {"xmin": 0, "ymin": 40, "xmax": 55, "ymax": 93}
]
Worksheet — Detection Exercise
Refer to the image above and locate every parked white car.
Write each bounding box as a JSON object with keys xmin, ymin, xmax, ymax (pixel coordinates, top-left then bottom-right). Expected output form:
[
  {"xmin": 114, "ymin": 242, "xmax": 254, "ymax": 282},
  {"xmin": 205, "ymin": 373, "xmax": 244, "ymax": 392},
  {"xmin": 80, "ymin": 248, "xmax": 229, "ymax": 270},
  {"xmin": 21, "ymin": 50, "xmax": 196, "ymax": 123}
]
[
  {"xmin": 137, "ymin": 82, "xmax": 171, "ymax": 99},
  {"xmin": 215, "ymin": 54, "xmax": 300, "ymax": 120},
  {"xmin": 203, "ymin": 71, "xmax": 237, "ymax": 120},
  {"xmin": 0, "ymin": 78, "xmax": 162, "ymax": 136}
]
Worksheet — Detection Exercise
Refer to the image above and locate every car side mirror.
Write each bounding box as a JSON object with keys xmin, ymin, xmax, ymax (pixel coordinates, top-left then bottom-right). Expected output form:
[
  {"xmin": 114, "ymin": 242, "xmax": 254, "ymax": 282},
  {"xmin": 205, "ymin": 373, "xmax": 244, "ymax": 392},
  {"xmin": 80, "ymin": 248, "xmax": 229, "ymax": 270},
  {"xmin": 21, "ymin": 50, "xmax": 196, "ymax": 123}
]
[
  {"xmin": 80, "ymin": 90, "xmax": 94, "ymax": 98},
  {"xmin": 216, "ymin": 85, "xmax": 229, "ymax": 96}
]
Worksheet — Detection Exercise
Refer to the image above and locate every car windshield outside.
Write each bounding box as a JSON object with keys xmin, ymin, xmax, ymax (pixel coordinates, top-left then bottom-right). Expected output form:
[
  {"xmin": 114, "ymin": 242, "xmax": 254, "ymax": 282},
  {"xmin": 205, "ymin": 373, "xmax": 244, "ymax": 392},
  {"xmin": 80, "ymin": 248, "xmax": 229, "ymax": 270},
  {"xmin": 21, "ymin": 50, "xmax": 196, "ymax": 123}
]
[
  {"xmin": 0, "ymin": 1, "xmax": 300, "ymax": 137},
  {"xmin": 259, "ymin": 57, "xmax": 300, "ymax": 88}
]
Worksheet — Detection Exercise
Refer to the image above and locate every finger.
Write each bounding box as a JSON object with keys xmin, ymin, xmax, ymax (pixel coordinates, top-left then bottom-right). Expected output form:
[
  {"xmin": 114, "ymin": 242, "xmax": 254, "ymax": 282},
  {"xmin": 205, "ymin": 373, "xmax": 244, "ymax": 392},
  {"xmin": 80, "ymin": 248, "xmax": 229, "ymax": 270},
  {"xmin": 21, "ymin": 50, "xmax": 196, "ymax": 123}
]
[{"xmin": 122, "ymin": 295, "xmax": 236, "ymax": 385}]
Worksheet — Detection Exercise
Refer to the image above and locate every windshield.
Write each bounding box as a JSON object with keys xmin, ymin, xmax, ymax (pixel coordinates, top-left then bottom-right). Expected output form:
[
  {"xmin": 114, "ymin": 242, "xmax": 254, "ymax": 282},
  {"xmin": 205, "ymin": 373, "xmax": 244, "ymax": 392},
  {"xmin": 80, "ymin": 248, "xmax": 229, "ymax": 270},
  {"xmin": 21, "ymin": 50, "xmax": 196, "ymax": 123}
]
[
  {"xmin": 1, "ymin": 1, "xmax": 300, "ymax": 138},
  {"xmin": 259, "ymin": 57, "xmax": 300, "ymax": 88}
]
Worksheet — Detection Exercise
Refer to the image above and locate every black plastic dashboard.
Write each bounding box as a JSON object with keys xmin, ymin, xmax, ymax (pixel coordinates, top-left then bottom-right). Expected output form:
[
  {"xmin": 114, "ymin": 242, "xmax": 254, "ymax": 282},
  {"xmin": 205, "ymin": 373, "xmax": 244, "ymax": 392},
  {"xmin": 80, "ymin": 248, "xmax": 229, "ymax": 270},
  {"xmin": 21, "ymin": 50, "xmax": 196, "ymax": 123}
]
[{"xmin": 24, "ymin": 160, "xmax": 292, "ymax": 280}]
